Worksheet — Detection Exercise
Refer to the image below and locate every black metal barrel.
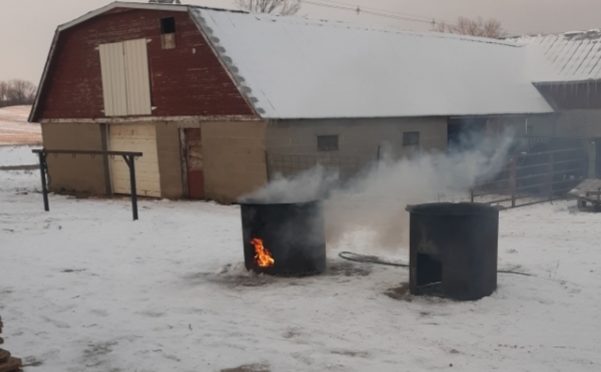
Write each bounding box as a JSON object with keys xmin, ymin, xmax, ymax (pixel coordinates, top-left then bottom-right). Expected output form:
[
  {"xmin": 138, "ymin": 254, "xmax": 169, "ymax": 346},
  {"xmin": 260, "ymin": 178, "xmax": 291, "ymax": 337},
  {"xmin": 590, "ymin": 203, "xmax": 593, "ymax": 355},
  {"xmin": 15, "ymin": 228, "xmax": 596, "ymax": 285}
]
[
  {"xmin": 240, "ymin": 200, "xmax": 326, "ymax": 276},
  {"xmin": 406, "ymin": 202, "xmax": 499, "ymax": 301}
]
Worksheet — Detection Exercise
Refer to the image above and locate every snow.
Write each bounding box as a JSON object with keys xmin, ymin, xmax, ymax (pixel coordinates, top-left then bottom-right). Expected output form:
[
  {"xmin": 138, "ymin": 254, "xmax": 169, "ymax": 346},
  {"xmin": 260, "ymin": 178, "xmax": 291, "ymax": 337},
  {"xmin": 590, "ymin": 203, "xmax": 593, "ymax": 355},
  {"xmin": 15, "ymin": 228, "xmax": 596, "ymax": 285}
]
[
  {"xmin": 0, "ymin": 105, "xmax": 41, "ymax": 146},
  {"xmin": 0, "ymin": 146, "xmax": 39, "ymax": 167},
  {"xmin": 193, "ymin": 9, "xmax": 553, "ymax": 119},
  {"xmin": 1, "ymin": 168, "xmax": 601, "ymax": 371}
]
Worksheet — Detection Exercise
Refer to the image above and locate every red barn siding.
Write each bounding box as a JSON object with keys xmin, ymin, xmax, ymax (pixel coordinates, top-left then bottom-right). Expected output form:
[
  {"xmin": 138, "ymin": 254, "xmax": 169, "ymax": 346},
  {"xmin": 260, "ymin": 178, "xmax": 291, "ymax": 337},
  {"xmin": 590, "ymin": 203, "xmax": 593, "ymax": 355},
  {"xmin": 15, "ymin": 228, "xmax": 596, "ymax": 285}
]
[{"xmin": 35, "ymin": 8, "xmax": 254, "ymax": 120}]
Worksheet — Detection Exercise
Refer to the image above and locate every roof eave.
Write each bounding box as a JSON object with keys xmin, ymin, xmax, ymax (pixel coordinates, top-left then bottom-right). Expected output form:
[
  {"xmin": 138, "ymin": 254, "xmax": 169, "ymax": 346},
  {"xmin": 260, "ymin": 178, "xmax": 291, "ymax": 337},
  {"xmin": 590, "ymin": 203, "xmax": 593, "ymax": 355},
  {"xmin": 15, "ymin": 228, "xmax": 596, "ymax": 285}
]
[
  {"xmin": 29, "ymin": 29, "xmax": 60, "ymax": 123},
  {"xmin": 57, "ymin": 1, "xmax": 189, "ymax": 32},
  {"xmin": 533, "ymin": 78, "xmax": 601, "ymax": 86},
  {"xmin": 261, "ymin": 110, "xmax": 556, "ymax": 121}
]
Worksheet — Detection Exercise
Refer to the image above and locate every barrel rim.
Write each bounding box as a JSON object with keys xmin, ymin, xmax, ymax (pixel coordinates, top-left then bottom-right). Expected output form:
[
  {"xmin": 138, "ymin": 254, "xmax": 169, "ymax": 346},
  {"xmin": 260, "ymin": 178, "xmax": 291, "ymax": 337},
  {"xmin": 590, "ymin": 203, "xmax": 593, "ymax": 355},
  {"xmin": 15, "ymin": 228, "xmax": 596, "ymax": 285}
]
[
  {"xmin": 239, "ymin": 199, "xmax": 322, "ymax": 208},
  {"xmin": 406, "ymin": 202, "xmax": 499, "ymax": 215}
]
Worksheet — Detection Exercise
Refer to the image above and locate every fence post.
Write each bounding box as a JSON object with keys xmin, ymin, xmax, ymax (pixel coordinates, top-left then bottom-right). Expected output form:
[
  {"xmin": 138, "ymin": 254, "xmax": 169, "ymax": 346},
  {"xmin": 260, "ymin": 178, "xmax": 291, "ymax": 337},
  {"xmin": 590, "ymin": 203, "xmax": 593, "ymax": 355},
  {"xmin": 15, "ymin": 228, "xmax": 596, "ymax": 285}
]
[
  {"xmin": 122, "ymin": 155, "xmax": 139, "ymax": 221},
  {"xmin": 264, "ymin": 150, "xmax": 271, "ymax": 182},
  {"xmin": 548, "ymin": 152, "xmax": 555, "ymax": 201},
  {"xmin": 510, "ymin": 157, "xmax": 517, "ymax": 208},
  {"xmin": 37, "ymin": 151, "xmax": 50, "ymax": 212},
  {"xmin": 588, "ymin": 139, "xmax": 597, "ymax": 178}
]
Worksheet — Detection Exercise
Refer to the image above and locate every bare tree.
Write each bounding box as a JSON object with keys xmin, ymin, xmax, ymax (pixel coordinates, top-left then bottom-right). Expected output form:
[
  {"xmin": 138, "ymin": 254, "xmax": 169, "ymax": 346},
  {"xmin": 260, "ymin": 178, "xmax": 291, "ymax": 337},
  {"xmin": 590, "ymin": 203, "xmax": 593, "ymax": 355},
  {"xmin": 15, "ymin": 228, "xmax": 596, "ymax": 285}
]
[
  {"xmin": 0, "ymin": 81, "xmax": 7, "ymax": 106},
  {"xmin": 433, "ymin": 17, "xmax": 505, "ymax": 39},
  {"xmin": 0, "ymin": 80, "xmax": 37, "ymax": 107},
  {"xmin": 237, "ymin": 0, "xmax": 301, "ymax": 15}
]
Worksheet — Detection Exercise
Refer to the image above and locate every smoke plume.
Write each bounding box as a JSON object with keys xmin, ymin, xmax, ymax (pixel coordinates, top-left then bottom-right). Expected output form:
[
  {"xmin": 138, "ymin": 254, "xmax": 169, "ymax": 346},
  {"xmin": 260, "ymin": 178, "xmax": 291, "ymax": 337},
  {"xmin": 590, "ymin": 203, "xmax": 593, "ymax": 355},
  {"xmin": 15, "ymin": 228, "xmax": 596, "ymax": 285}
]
[{"xmin": 242, "ymin": 131, "xmax": 515, "ymax": 250}]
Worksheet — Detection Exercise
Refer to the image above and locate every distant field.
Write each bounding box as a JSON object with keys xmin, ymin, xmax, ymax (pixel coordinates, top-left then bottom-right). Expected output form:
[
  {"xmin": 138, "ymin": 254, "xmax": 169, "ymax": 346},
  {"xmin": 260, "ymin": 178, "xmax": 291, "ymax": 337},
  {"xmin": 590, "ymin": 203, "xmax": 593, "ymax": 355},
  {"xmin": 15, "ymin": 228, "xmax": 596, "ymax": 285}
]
[{"xmin": 0, "ymin": 105, "xmax": 41, "ymax": 145}]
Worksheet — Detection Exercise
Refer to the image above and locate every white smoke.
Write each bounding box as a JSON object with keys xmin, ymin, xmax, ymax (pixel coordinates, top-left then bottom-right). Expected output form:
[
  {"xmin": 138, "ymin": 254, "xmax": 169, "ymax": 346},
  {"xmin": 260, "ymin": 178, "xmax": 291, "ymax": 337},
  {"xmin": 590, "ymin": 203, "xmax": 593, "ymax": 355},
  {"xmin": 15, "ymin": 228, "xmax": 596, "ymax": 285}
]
[
  {"xmin": 240, "ymin": 165, "xmax": 339, "ymax": 204},
  {"xmin": 325, "ymin": 132, "xmax": 514, "ymax": 248},
  {"xmin": 242, "ymin": 130, "xmax": 515, "ymax": 250}
]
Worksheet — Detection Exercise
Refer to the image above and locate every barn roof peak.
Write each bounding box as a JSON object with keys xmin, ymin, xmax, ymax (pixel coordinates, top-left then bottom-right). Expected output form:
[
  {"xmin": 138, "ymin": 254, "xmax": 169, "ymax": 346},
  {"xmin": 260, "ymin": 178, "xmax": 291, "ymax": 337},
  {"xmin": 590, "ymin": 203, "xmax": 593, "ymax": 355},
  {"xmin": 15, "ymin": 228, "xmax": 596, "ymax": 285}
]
[{"xmin": 55, "ymin": 1, "xmax": 246, "ymax": 32}]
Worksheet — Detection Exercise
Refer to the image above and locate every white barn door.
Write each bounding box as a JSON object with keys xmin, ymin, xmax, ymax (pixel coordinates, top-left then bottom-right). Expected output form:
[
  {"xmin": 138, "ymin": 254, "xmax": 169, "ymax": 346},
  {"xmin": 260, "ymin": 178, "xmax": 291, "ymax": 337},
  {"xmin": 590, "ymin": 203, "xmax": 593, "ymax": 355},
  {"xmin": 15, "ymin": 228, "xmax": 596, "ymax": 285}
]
[
  {"xmin": 109, "ymin": 124, "xmax": 161, "ymax": 197},
  {"xmin": 99, "ymin": 42, "xmax": 128, "ymax": 116},
  {"xmin": 99, "ymin": 39, "xmax": 152, "ymax": 116},
  {"xmin": 123, "ymin": 39, "xmax": 152, "ymax": 115}
]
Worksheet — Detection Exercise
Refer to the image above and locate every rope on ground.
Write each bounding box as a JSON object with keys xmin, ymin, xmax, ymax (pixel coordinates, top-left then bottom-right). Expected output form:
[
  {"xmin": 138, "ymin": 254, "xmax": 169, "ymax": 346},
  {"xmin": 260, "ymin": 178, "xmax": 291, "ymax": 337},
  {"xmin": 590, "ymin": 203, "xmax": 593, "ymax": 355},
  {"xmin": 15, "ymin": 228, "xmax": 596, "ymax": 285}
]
[
  {"xmin": 338, "ymin": 251, "xmax": 409, "ymax": 267},
  {"xmin": 497, "ymin": 269, "xmax": 535, "ymax": 277},
  {"xmin": 338, "ymin": 251, "xmax": 535, "ymax": 277}
]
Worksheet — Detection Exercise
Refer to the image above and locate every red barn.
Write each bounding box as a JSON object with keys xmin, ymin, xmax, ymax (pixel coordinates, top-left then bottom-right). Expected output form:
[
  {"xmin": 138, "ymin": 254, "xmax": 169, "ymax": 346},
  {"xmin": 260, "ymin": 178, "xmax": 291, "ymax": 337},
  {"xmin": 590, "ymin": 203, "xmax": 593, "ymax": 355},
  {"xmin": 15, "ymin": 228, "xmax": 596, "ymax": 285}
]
[{"xmin": 31, "ymin": 2, "xmax": 561, "ymax": 202}]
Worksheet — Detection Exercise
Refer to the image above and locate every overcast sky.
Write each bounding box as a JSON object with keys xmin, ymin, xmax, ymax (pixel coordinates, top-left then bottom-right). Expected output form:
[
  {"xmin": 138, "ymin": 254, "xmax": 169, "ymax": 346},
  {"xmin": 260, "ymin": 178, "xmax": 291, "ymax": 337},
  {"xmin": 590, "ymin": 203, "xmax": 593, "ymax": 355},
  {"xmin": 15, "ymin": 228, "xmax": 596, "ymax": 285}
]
[{"xmin": 1, "ymin": 0, "xmax": 600, "ymax": 83}]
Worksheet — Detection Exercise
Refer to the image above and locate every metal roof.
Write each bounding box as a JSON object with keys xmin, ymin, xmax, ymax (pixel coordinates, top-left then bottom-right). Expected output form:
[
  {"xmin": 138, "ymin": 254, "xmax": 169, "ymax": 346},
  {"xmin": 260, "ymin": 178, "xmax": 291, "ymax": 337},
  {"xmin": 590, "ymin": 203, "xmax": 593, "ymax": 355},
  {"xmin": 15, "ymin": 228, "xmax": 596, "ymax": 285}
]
[{"xmin": 515, "ymin": 30, "xmax": 601, "ymax": 83}]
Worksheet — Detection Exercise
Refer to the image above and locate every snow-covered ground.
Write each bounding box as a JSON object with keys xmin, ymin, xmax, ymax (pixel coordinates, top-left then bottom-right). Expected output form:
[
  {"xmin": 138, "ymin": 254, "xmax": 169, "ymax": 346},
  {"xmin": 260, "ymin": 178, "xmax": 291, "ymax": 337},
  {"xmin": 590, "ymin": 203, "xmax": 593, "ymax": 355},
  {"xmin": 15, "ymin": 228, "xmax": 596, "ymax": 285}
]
[
  {"xmin": 0, "ymin": 145, "xmax": 39, "ymax": 167},
  {"xmin": 1, "ymin": 169, "xmax": 601, "ymax": 371},
  {"xmin": 0, "ymin": 105, "xmax": 41, "ymax": 145}
]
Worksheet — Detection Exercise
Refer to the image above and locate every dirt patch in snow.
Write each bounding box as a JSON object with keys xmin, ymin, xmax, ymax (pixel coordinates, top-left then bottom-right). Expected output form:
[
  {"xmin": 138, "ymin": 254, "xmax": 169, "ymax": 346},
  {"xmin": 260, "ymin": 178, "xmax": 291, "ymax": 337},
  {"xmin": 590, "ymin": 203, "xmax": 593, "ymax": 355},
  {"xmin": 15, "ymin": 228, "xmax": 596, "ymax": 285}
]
[
  {"xmin": 384, "ymin": 282, "xmax": 411, "ymax": 300},
  {"xmin": 325, "ymin": 260, "xmax": 372, "ymax": 277},
  {"xmin": 221, "ymin": 363, "xmax": 271, "ymax": 372},
  {"xmin": 185, "ymin": 260, "xmax": 372, "ymax": 289}
]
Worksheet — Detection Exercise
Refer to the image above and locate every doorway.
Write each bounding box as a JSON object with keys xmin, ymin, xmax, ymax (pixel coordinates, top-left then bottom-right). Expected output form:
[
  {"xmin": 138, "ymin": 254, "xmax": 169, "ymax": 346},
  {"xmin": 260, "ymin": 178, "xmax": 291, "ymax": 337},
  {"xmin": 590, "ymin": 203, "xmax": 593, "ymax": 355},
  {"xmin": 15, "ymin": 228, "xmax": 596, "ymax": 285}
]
[{"xmin": 183, "ymin": 128, "xmax": 204, "ymax": 199}]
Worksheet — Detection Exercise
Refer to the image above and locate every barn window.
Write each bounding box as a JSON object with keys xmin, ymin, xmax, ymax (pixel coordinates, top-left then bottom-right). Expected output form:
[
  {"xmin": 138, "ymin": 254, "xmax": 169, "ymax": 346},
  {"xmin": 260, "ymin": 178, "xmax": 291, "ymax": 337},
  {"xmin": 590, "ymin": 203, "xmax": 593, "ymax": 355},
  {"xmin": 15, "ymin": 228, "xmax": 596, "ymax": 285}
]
[
  {"xmin": 160, "ymin": 17, "xmax": 176, "ymax": 49},
  {"xmin": 161, "ymin": 17, "xmax": 176, "ymax": 34},
  {"xmin": 317, "ymin": 135, "xmax": 339, "ymax": 152},
  {"xmin": 403, "ymin": 131, "xmax": 420, "ymax": 146}
]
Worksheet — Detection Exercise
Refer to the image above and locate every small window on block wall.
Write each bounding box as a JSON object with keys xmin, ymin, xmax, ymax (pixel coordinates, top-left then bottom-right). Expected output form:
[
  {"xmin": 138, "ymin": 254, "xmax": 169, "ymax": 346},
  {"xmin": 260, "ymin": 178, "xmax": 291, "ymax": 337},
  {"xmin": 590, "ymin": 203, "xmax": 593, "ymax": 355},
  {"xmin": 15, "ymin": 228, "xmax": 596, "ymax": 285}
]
[
  {"xmin": 317, "ymin": 135, "xmax": 339, "ymax": 152},
  {"xmin": 160, "ymin": 17, "xmax": 176, "ymax": 49},
  {"xmin": 402, "ymin": 131, "xmax": 420, "ymax": 147}
]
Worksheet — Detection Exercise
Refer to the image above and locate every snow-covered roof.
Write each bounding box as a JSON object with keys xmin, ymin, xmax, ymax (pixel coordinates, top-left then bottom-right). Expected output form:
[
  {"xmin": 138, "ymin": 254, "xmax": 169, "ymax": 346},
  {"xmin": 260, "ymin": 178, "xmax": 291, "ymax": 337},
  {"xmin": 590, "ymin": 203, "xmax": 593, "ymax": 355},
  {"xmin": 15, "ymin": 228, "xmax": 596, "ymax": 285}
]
[
  {"xmin": 191, "ymin": 8, "xmax": 553, "ymax": 119},
  {"xmin": 515, "ymin": 31, "xmax": 601, "ymax": 83}
]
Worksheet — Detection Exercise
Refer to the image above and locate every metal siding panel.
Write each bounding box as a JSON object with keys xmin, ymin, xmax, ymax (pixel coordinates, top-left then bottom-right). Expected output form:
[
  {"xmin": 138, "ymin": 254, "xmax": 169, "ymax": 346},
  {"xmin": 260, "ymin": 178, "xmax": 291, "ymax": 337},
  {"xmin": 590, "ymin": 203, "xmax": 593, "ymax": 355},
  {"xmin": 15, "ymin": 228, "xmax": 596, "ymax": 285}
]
[
  {"xmin": 573, "ymin": 40, "xmax": 594, "ymax": 78},
  {"xmin": 109, "ymin": 124, "xmax": 161, "ymax": 197},
  {"xmin": 124, "ymin": 39, "xmax": 152, "ymax": 115},
  {"xmin": 99, "ymin": 42, "xmax": 127, "ymax": 116}
]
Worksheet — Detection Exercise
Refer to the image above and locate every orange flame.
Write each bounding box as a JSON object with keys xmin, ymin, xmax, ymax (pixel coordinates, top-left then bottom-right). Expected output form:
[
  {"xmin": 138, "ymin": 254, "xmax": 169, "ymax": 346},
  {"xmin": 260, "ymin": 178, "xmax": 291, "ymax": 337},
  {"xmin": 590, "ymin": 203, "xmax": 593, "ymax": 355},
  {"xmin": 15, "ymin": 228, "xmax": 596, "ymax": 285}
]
[{"xmin": 251, "ymin": 238, "xmax": 275, "ymax": 268}]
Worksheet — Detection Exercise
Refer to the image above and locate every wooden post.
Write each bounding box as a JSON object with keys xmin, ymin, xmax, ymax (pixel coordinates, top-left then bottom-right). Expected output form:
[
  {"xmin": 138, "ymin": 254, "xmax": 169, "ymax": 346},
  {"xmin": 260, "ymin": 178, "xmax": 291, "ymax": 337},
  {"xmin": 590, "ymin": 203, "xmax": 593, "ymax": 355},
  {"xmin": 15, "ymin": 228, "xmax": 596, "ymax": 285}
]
[{"xmin": 123, "ymin": 155, "xmax": 139, "ymax": 221}]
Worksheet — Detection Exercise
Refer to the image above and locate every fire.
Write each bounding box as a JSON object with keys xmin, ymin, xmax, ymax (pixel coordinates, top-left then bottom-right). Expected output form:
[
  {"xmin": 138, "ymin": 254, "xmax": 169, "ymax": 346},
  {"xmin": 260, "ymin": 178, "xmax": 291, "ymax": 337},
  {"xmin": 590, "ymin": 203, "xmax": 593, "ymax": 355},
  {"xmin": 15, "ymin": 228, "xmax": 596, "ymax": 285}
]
[{"xmin": 251, "ymin": 238, "xmax": 275, "ymax": 268}]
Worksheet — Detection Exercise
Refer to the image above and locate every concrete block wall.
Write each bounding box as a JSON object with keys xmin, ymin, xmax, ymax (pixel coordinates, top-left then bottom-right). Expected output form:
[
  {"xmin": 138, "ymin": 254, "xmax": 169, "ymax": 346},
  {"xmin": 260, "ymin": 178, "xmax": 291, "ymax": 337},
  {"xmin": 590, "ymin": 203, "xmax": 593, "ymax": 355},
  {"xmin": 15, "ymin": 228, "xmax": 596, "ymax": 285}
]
[
  {"xmin": 201, "ymin": 121, "xmax": 268, "ymax": 202},
  {"xmin": 41, "ymin": 122, "xmax": 108, "ymax": 195},
  {"xmin": 265, "ymin": 117, "xmax": 447, "ymax": 177}
]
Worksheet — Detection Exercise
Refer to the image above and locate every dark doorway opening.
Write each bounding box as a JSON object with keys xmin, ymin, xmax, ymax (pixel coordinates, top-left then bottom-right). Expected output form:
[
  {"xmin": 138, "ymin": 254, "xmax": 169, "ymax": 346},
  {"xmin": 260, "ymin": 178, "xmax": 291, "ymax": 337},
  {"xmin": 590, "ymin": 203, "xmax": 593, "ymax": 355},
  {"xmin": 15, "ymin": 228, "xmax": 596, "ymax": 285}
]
[
  {"xmin": 415, "ymin": 253, "xmax": 442, "ymax": 291},
  {"xmin": 448, "ymin": 117, "xmax": 487, "ymax": 150}
]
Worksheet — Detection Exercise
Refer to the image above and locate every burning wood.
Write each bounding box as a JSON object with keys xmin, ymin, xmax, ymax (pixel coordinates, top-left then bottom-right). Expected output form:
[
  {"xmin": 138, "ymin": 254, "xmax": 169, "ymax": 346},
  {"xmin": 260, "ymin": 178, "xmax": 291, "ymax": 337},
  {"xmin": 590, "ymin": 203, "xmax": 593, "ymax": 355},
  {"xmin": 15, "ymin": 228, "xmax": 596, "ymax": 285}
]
[{"xmin": 251, "ymin": 238, "xmax": 275, "ymax": 268}]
